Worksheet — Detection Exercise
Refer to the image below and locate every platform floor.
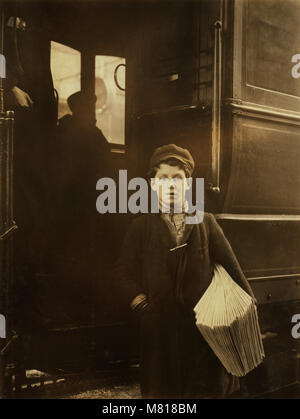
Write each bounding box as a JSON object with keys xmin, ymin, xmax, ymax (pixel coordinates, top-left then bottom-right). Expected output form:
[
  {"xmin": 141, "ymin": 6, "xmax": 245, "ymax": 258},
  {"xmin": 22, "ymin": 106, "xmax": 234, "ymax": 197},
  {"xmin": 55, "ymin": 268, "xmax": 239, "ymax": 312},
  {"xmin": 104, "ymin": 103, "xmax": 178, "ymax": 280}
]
[
  {"xmin": 67, "ymin": 383, "xmax": 141, "ymax": 399},
  {"xmin": 65, "ymin": 383, "xmax": 300, "ymax": 399},
  {"xmin": 12, "ymin": 368, "xmax": 300, "ymax": 399}
]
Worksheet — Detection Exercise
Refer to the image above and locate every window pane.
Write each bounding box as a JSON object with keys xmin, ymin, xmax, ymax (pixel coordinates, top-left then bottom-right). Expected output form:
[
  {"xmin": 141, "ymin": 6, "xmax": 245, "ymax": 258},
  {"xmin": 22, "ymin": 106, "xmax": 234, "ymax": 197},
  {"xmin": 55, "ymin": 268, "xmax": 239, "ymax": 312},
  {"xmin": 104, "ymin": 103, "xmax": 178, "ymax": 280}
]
[
  {"xmin": 246, "ymin": 0, "xmax": 300, "ymax": 97},
  {"xmin": 95, "ymin": 56, "xmax": 125, "ymax": 145},
  {"xmin": 50, "ymin": 41, "xmax": 81, "ymax": 120}
]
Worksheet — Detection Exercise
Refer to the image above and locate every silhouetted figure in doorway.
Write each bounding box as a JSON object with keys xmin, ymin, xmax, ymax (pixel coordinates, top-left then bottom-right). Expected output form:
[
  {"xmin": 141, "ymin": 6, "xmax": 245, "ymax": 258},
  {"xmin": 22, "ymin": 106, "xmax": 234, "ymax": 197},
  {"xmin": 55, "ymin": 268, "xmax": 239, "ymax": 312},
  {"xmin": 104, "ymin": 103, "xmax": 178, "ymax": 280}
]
[{"xmin": 51, "ymin": 91, "xmax": 112, "ymax": 324}]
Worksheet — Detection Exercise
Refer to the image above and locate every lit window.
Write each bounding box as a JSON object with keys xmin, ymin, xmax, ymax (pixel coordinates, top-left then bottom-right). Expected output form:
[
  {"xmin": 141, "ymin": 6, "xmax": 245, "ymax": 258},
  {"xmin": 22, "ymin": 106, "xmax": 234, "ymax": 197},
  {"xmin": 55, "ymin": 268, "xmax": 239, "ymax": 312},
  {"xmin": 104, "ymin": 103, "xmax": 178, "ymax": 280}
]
[
  {"xmin": 95, "ymin": 56, "xmax": 125, "ymax": 146},
  {"xmin": 50, "ymin": 41, "xmax": 81, "ymax": 120}
]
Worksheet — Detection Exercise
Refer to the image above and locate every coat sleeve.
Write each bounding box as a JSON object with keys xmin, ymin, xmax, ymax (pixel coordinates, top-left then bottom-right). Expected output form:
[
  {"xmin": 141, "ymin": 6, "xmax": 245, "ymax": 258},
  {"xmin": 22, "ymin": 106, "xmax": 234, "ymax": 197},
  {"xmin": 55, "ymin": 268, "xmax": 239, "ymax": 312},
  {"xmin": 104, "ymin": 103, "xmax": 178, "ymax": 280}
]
[
  {"xmin": 208, "ymin": 213, "xmax": 255, "ymax": 299},
  {"xmin": 5, "ymin": 67, "xmax": 19, "ymax": 91},
  {"xmin": 115, "ymin": 217, "xmax": 145, "ymax": 307}
]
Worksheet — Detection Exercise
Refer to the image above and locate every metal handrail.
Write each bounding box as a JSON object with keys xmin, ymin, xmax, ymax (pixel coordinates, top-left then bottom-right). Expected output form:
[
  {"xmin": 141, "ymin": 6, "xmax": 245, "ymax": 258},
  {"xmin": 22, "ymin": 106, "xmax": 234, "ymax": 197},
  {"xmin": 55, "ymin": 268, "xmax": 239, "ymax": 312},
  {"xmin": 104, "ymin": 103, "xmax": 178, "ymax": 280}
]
[{"xmin": 209, "ymin": 20, "xmax": 222, "ymax": 194}]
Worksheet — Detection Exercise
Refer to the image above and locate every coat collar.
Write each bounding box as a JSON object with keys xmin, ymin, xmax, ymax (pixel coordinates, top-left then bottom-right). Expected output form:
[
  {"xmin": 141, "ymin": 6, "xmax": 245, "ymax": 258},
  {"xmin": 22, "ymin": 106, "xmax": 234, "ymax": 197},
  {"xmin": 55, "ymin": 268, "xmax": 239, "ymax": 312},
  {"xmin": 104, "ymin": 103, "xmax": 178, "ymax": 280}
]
[{"xmin": 152, "ymin": 213, "xmax": 195, "ymax": 250}]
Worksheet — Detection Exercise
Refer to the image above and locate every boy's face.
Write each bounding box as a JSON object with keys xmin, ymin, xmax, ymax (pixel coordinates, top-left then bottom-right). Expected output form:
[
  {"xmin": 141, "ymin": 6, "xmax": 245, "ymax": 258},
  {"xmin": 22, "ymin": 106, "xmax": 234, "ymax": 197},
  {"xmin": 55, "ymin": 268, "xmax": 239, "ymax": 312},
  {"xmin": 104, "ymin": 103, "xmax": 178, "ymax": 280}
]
[{"xmin": 151, "ymin": 163, "xmax": 190, "ymax": 212}]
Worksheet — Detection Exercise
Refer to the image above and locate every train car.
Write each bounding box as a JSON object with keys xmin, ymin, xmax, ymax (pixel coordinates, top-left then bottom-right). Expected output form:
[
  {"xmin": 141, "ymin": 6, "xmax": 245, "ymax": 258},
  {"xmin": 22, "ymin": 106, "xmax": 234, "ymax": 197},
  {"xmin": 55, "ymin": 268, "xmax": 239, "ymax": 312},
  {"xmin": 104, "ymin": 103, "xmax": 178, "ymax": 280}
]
[{"xmin": 0, "ymin": 0, "xmax": 300, "ymax": 398}]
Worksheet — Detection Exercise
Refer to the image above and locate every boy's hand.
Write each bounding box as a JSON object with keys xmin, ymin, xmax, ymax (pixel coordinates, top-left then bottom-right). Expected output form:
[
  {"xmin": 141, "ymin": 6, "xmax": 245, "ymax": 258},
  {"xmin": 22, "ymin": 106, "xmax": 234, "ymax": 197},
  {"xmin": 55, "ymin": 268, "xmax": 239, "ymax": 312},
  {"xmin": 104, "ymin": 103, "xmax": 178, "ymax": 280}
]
[{"xmin": 130, "ymin": 293, "xmax": 149, "ymax": 312}]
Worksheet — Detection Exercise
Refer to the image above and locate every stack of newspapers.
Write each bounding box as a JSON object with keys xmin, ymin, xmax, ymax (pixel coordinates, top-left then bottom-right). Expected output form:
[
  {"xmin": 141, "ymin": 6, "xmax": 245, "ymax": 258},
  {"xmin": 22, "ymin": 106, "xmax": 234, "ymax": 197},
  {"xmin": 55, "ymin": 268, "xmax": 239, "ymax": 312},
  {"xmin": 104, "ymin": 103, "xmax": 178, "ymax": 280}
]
[{"xmin": 194, "ymin": 264, "xmax": 265, "ymax": 377}]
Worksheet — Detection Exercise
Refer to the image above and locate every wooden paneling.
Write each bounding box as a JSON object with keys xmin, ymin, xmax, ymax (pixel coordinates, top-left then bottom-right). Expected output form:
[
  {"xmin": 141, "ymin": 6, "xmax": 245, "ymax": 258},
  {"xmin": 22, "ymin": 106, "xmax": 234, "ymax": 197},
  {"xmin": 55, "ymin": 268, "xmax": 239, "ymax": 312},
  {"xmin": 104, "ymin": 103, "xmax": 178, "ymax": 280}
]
[
  {"xmin": 233, "ymin": 0, "xmax": 300, "ymax": 112},
  {"xmin": 251, "ymin": 277, "xmax": 300, "ymax": 305},
  {"xmin": 217, "ymin": 216, "xmax": 300, "ymax": 281},
  {"xmin": 223, "ymin": 115, "xmax": 300, "ymax": 214},
  {"xmin": 246, "ymin": 0, "xmax": 300, "ymax": 98}
]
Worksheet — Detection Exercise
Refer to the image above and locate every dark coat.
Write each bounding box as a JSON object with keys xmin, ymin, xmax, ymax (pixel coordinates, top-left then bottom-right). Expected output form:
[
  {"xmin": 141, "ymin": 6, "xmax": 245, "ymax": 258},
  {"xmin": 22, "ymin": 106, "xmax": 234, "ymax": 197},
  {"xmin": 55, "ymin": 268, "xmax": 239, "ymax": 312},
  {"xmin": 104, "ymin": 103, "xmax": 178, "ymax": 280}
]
[
  {"xmin": 4, "ymin": 2, "xmax": 57, "ymax": 127},
  {"xmin": 49, "ymin": 115, "xmax": 112, "ymax": 276},
  {"xmin": 117, "ymin": 212, "xmax": 255, "ymax": 399}
]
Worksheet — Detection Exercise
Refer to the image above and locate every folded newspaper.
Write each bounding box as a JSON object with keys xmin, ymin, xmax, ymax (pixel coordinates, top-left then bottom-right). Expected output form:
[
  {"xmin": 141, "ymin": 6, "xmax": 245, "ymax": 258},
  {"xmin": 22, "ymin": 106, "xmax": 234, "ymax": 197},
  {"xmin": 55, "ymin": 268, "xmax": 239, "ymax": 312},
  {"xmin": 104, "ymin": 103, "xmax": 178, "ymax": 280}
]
[{"xmin": 194, "ymin": 264, "xmax": 265, "ymax": 377}]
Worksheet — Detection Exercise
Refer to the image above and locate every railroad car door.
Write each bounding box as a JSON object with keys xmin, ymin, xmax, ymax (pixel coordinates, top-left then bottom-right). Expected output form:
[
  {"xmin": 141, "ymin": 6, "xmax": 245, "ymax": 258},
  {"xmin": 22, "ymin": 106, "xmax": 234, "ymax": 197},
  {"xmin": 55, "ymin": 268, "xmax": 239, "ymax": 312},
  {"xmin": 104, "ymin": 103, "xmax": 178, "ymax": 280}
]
[{"xmin": 127, "ymin": 0, "xmax": 221, "ymax": 197}]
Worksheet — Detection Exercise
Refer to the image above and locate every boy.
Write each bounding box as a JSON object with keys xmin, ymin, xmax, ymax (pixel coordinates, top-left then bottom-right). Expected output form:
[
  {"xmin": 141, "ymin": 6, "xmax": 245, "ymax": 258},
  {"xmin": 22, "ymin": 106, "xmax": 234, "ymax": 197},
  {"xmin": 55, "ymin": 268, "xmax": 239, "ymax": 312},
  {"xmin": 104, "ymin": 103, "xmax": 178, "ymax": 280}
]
[{"xmin": 117, "ymin": 144, "xmax": 256, "ymax": 398}]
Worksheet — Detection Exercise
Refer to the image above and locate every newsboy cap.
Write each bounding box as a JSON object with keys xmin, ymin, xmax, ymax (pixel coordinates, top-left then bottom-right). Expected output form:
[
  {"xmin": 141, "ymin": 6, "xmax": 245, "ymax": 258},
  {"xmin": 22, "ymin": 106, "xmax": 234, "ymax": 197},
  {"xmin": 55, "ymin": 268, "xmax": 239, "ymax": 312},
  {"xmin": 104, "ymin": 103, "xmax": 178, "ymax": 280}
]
[{"xmin": 149, "ymin": 144, "xmax": 195, "ymax": 175}]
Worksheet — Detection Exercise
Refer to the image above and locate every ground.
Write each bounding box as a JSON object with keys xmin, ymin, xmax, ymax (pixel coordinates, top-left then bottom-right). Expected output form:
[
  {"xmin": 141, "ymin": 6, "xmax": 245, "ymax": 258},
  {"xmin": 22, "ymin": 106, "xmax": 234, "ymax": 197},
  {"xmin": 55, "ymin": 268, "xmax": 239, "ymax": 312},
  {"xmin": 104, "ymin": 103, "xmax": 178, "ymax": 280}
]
[{"xmin": 66, "ymin": 383, "xmax": 141, "ymax": 399}]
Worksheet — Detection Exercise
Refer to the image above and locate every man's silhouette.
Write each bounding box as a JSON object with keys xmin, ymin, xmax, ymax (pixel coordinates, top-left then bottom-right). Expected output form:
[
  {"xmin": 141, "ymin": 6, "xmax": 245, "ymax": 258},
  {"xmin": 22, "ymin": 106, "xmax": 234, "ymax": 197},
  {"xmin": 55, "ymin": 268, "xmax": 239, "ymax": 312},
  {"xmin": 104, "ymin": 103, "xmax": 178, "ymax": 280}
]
[
  {"xmin": 56, "ymin": 91, "xmax": 111, "ymax": 236},
  {"xmin": 58, "ymin": 91, "xmax": 110, "ymax": 156},
  {"xmin": 49, "ymin": 91, "xmax": 112, "ymax": 324}
]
